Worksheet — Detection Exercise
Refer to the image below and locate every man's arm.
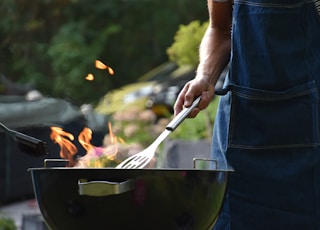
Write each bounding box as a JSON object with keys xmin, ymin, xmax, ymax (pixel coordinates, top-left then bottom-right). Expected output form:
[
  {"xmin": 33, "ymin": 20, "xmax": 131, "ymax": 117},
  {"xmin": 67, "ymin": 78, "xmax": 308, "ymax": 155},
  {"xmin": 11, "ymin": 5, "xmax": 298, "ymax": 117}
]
[
  {"xmin": 174, "ymin": 0, "xmax": 232, "ymax": 116},
  {"xmin": 196, "ymin": 0, "xmax": 233, "ymax": 86}
]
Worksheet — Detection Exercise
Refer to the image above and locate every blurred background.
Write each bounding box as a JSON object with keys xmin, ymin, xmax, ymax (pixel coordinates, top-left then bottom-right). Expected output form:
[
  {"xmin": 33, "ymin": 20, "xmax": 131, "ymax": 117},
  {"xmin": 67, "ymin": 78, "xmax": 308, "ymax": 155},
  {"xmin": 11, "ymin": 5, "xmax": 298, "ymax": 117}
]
[
  {"xmin": 0, "ymin": 1, "xmax": 228, "ymax": 228},
  {"xmin": 0, "ymin": 0, "xmax": 227, "ymax": 229},
  {"xmin": 0, "ymin": 0, "xmax": 208, "ymax": 105}
]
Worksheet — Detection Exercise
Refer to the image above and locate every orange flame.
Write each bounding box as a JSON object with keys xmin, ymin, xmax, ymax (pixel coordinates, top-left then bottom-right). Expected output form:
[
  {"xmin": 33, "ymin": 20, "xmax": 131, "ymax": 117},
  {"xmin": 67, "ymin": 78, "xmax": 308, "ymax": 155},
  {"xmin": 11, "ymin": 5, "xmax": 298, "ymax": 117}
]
[
  {"xmin": 107, "ymin": 122, "xmax": 118, "ymax": 158},
  {"xmin": 95, "ymin": 60, "xmax": 107, "ymax": 70},
  {"xmin": 50, "ymin": 122, "xmax": 125, "ymax": 167},
  {"xmin": 78, "ymin": 127, "xmax": 95, "ymax": 152},
  {"xmin": 107, "ymin": 66, "xmax": 114, "ymax": 75},
  {"xmin": 50, "ymin": 127, "xmax": 78, "ymax": 166},
  {"xmin": 95, "ymin": 60, "xmax": 115, "ymax": 75},
  {"xmin": 84, "ymin": 60, "xmax": 114, "ymax": 81},
  {"xmin": 85, "ymin": 73, "xmax": 94, "ymax": 81}
]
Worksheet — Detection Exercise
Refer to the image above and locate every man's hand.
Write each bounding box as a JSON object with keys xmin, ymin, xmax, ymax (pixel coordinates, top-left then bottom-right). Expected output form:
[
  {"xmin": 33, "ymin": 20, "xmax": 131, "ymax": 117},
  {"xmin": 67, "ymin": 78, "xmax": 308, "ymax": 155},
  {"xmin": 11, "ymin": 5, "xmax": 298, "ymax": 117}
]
[{"xmin": 174, "ymin": 77, "xmax": 214, "ymax": 118}]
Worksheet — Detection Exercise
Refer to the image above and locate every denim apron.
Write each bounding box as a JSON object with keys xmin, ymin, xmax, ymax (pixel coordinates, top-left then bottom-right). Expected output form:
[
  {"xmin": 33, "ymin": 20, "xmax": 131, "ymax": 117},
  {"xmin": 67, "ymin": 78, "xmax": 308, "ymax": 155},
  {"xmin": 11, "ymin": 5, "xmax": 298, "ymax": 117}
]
[{"xmin": 212, "ymin": 0, "xmax": 320, "ymax": 229}]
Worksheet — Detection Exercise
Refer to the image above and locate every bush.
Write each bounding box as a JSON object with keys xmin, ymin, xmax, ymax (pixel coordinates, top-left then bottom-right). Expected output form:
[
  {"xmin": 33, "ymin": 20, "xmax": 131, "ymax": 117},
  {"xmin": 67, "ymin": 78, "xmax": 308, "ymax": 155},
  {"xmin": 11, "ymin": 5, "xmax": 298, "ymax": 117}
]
[
  {"xmin": 0, "ymin": 216, "xmax": 16, "ymax": 230},
  {"xmin": 167, "ymin": 20, "xmax": 209, "ymax": 67}
]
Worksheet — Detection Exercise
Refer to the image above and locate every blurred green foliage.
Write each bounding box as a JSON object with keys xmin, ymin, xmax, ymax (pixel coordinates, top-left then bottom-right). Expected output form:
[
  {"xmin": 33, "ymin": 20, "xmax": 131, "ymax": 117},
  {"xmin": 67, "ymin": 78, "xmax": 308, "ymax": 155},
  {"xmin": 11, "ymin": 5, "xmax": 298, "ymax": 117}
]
[
  {"xmin": 0, "ymin": 216, "xmax": 16, "ymax": 230},
  {"xmin": 0, "ymin": 0, "xmax": 207, "ymax": 105},
  {"xmin": 167, "ymin": 20, "xmax": 209, "ymax": 67}
]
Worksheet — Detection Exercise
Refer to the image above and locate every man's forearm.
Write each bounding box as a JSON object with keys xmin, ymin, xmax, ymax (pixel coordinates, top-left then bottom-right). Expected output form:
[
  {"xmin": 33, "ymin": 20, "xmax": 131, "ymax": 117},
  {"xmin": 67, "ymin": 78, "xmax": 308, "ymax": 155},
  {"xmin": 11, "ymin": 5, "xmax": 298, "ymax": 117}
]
[{"xmin": 196, "ymin": 26, "xmax": 231, "ymax": 87}]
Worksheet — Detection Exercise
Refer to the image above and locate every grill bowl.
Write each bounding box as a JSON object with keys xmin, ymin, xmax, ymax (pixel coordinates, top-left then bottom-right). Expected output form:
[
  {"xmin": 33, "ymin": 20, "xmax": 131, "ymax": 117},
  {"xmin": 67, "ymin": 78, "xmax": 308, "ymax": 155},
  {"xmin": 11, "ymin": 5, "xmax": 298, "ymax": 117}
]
[{"xmin": 29, "ymin": 167, "xmax": 231, "ymax": 230}]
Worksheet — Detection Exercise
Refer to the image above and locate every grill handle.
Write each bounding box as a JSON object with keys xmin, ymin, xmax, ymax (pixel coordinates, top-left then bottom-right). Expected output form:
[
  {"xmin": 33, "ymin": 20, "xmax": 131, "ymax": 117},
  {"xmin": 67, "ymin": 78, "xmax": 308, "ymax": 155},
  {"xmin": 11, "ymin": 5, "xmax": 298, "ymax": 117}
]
[
  {"xmin": 78, "ymin": 179, "xmax": 135, "ymax": 197},
  {"xmin": 166, "ymin": 96, "xmax": 201, "ymax": 131}
]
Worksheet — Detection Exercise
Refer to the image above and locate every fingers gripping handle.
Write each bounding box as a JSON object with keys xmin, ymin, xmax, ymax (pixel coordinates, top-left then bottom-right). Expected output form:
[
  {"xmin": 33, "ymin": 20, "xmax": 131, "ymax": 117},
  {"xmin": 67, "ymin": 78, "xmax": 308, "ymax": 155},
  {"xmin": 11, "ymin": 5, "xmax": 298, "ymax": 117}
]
[{"xmin": 166, "ymin": 96, "xmax": 201, "ymax": 131}]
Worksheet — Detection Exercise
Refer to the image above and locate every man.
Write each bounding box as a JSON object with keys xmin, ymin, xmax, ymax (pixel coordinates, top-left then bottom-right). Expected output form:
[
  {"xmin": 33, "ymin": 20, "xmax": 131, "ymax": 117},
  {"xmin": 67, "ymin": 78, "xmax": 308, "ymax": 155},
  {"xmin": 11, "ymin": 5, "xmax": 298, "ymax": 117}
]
[{"xmin": 174, "ymin": 0, "xmax": 320, "ymax": 229}]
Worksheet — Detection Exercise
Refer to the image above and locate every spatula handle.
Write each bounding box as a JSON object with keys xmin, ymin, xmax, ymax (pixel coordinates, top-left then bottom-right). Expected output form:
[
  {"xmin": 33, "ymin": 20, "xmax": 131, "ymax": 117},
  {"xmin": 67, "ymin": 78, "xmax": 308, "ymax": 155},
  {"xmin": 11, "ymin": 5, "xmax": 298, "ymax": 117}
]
[{"xmin": 166, "ymin": 96, "xmax": 201, "ymax": 131}]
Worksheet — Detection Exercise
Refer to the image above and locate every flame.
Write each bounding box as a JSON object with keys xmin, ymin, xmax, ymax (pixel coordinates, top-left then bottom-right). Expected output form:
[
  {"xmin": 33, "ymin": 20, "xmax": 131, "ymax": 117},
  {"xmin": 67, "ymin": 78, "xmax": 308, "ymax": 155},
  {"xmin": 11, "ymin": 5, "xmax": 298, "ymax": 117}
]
[
  {"xmin": 108, "ymin": 122, "xmax": 116, "ymax": 144},
  {"xmin": 95, "ymin": 60, "xmax": 107, "ymax": 70},
  {"xmin": 84, "ymin": 60, "xmax": 114, "ymax": 81},
  {"xmin": 78, "ymin": 127, "xmax": 95, "ymax": 152},
  {"xmin": 50, "ymin": 127, "xmax": 78, "ymax": 166},
  {"xmin": 107, "ymin": 66, "xmax": 114, "ymax": 75},
  {"xmin": 95, "ymin": 60, "xmax": 115, "ymax": 75},
  {"xmin": 50, "ymin": 122, "xmax": 125, "ymax": 167},
  {"xmin": 85, "ymin": 73, "xmax": 94, "ymax": 81},
  {"xmin": 104, "ymin": 122, "xmax": 118, "ymax": 159}
]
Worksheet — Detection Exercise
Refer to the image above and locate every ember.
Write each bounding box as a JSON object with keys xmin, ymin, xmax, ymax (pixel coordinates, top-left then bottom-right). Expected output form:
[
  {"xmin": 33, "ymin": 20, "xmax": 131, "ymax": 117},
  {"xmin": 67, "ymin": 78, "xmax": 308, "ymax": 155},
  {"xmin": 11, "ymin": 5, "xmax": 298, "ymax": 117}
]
[
  {"xmin": 95, "ymin": 60, "xmax": 115, "ymax": 75},
  {"xmin": 85, "ymin": 73, "xmax": 94, "ymax": 81},
  {"xmin": 84, "ymin": 60, "xmax": 114, "ymax": 81}
]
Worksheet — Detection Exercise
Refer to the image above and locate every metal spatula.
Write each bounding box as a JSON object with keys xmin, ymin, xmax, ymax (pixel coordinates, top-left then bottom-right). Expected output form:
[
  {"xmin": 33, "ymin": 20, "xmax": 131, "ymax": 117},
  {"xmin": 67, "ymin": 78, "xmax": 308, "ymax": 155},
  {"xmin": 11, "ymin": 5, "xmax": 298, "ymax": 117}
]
[{"xmin": 116, "ymin": 96, "xmax": 201, "ymax": 169}]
